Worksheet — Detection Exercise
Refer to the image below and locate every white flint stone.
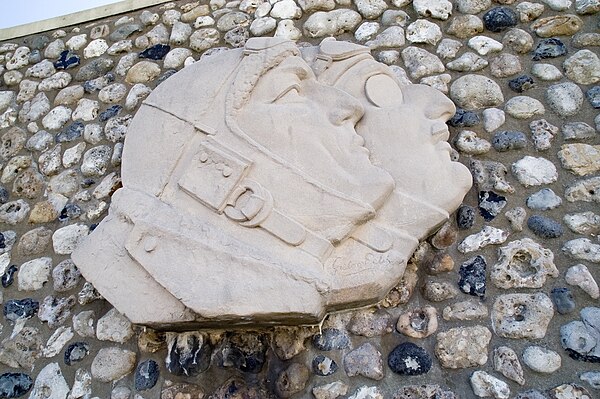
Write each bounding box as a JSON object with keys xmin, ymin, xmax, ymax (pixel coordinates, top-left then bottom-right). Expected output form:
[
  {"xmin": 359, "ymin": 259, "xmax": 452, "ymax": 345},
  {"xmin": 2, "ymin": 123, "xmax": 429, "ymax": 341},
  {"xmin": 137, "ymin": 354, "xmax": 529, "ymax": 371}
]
[
  {"xmin": 468, "ymin": 36, "xmax": 503, "ymax": 56},
  {"xmin": 563, "ymin": 212, "xmax": 600, "ymax": 235},
  {"xmin": 189, "ymin": 28, "xmax": 220, "ymax": 52},
  {"xmin": 73, "ymin": 310, "xmax": 96, "ymax": 337},
  {"xmin": 91, "ymin": 347, "xmax": 136, "ymax": 382},
  {"xmin": 470, "ymin": 371, "xmax": 510, "ymax": 399},
  {"xmin": 63, "ymin": 142, "xmax": 87, "ymax": 168},
  {"xmin": 164, "ymin": 48, "xmax": 193, "ymax": 69},
  {"xmin": 6, "ymin": 47, "xmax": 31, "ymax": 71},
  {"xmin": 298, "ymin": 0, "xmax": 335, "ymax": 12},
  {"xmin": 491, "ymin": 293, "xmax": 554, "ymax": 339},
  {"xmin": 354, "ymin": 0, "xmax": 387, "ymax": 19},
  {"xmin": 83, "ymin": 124, "xmax": 103, "ymax": 144},
  {"xmin": 72, "ymin": 99, "xmax": 99, "ymax": 122},
  {"xmin": 458, "ymin": 226, "xmax": 508, "ymax": 253},
  {"xmin": 93, "ymin": 172, "xmax": 121, "ymax": 200},
  {"xmin": 580, "ymin": 371, "xmax": 600, "ymax": 389},
  {"xmin": 446, "ymin": 52, "xmax": 488, "ymax": 72},
  {"xmin": 170, "ymin": 21, "xmax": 193, "ymax": 45},
  {"xmin": 406, "ymin": 20, "xmax": 442, "ymax": 45},
  {"xmin": 347, "ymin": 386, "xmax": 383, "ymax": 399},
  {"xmin": 68, "ymin": 369, "xmax": 92, "ymax": 399},
  {"xmin": 81, "ymin": 145, "xmax": 111, "ymax": 176},
  {"xmin": 29, "ymin": 363, "xmax": 70, "ymax": 399},
  {"xmin": 271, "ymin": 0, "xmax": 302, "ymax": 18},
  {"xmin": 38, "ymin": 72, "xmax": 72, "ymax": 91},
  {"xmin": 0, "ymin": 91, "xmax": 15, "ymax": 112},
  {"xmin": 96, "ymin": 308, "xmax": 134, "ymax": 343},
  {"xmin": 540, "ymin": 0, "xmax": 573, "ymax": 10},
  {"xmin": 522, "ymin": 346, "xmax": 562, "ymax": 373},
  {"xmin": 2, "ymin": 156, "xmax": 32, "ymax": 183},
  {"xmin": 18, "ymin": 257, "xmax": 52, "ymax": 291},
  {"xmin": 42, "ymin": 106, "xmax": 72, "ymax": 130},
  {"xmin": 275, "ymin": 19, "xmax": 303, "ymax": 40},
  {"xmin": 413, "ymin": 0, "xmax": 452, "ymax": 20},
  {"xmin": 558, "ymin": 143, "xmax": 600, "ymax": 176},
  {"xmin": 25, "ymin": 60, "xmax": 56, "ymax": 79},
  {"xmin": 194, "ymin": 16, "xmax": 216, "ymax": 28},
  {"xmin": 42, "ymin": 326, "xmax": 74, "ymax": 358},
  {"xmin": 44, "ymin": 39, "xmax": 65, "ymax": 59},
  {"xmin": 313, "ymin": 381, "xmax": 349, "ymax": 399},
  {"xmin": 380, "ymin": 10, "xmax": 409, "ymax": 27},
  {"xmin": 483, "ymin": 108, "xmax": 505, "ymax": 132},
  {"xmin": 146, "ymin": 24, "xmax": 170, "ymax": 45},
  {"xmin": 442, "ymin": 300, "xmax": 487, "ymax": 321},
  {"xmin": 563, "ymin": 49, "xmax": 600, "ymax": 85},
  {"xmin": 98, "ymin": 83, "xmax": 127, "ymax": 103},
  {"xmin": 455, "ymin": 130, "xmax": 491, "ymax": 155},
  {"xmin": 0, "ymin": 199, "xmax": 30, "ymax": 224},
  {"xmin": 55, "ymin": 86, "xmax": 85, "ymax": 106},
  {"xmin": 107, "ymin": 40, "xmax": 133, "ymax": 55},
  {"xmin": 531, "ymin": 63, "xmax": 563, "ymax": 81},
  {"xmin": 115, "ymin": 53, "xmax": 139, "ymax": 76},
  {"xmin": 566, "ymin": 264, "xmax": 600, "ymax": 298},
  {"xmin": 493, "ymin": 346, "xmax": 525, "ymax": 385},
  {"xmin": 563, "ymin": 237, "xmax": 600, "ymax": 264},
  {"xmin": 546, "ymin": 82, "xmax": 584, "ymax": 117},
  {"xmin": 4, "ymin": 71, "xmax": 23, "ymax": 86},
  {"xmin": 449, "ymin": 74, "xmax": 504, "ymax": 110},
  {"xmin": 162, "ymin": 9, "xmax": 181, "ymax": 26},
  {"xmin": 250, "ymin": 17, "xmax": 277, "ymax": 36},
  {"xmin": 456, "ymin": 0, "xmax": 491, "ymax": 14},
  {"xmin": 354, "ymin": 22, "xmax": 380, "ymax": 42},
  {"xmin": 504, "ymin": 96, "xmax": 545, "ymax": 119},
  {"xmin": 366, "ymin": 26, "xmax": 406, "ymax": 49},
  {"xmin": 83, "ymin": 39, "xmax": 109, "ymax": 58},
  {"xmin": 376, "ymin": 50, "xmax": 399, "ymax": 65},
  {"xmin": 303, "ymin": 10, "xmax": 362, "ymax": 38},
  {"xmin": 125, "ymin": 61, "xmax": 161, "ymax": 84},
  {"xmin": 575, "ymin": 0, "xmax": 600, "ymax": 14},
  {"xmin": 19, "ymin": 92, "xmax": 51, "ymax": 123},
  {"xmin": 512, "ymin": 156, "xmax": 557, "ymax": 186},
  {"xmin": 400, "ymin": 46, "xmax": 444, "ymax": 79},
  {"xmin": 66, "ymin": 34, "xmax": 88, "ymax": 51},
  {"xmin": 420, "ymin": 74, "xmax": 451, "ymax": 93},
  {"xmin": 516, "ymin": 2, "xmax": 545, "ymax": 22},
  {"xmin": 52, "ymin": 224, "xmax": 90, "ymax": 255},
  {"xmin": 436, "ymin": 38, "xmax": 462, "ymax": 59},
  {"xmin": 125, "ymin": 84, "xmax": 152, "ymax": 110}
]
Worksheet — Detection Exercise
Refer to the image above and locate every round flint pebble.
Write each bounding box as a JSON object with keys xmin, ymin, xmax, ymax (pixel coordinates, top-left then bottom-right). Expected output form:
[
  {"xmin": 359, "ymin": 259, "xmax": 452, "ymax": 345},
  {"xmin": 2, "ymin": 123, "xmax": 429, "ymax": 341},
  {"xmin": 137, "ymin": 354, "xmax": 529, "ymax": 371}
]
[
  {"xmin": 527, "ymin": 215, "xmax": 563, "ymax": 238},
  {"xmin": 449, "ymin": 109, "xmax": 480, "ymax": 127},
  {"xmin": 492, "ymin": 131, "xmax": 527, "ymax": 152},
  {"xmin": 0, "ymin": 373, "xmax": 33, "ymax": 398},
  {"xmin": 457, "ymin": 205, "xmax": 476, "ymax": 230},
  {"xmin": 388, "ymin": 342, "xmax": 432, "ymax": 375}
]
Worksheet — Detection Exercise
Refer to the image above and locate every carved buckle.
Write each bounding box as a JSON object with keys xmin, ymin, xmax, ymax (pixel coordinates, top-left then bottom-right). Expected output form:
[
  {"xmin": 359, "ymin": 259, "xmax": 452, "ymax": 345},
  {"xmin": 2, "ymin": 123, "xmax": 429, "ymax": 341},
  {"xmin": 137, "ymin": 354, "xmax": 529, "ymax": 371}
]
[{"xmin": 224, "ymin": 180, "xmax": 273, "ymax": 227}]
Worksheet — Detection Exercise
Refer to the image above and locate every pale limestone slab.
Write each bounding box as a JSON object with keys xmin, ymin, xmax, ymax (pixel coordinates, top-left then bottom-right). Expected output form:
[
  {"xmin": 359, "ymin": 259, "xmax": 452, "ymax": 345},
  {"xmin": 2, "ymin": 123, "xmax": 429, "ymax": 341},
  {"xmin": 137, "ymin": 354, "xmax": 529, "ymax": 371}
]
[{"xmin": 72, "ymin": 38, "xmax": 471, "ymax": 328}]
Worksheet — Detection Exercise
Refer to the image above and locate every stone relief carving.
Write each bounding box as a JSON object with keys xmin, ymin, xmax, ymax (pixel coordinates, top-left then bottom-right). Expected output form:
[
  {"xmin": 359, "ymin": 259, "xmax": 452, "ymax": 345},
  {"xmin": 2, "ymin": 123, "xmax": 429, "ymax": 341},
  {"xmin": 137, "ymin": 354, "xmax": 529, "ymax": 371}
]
[{"xmin": 71, "ymin": 38, "xmax": 472, "ymax": 328}]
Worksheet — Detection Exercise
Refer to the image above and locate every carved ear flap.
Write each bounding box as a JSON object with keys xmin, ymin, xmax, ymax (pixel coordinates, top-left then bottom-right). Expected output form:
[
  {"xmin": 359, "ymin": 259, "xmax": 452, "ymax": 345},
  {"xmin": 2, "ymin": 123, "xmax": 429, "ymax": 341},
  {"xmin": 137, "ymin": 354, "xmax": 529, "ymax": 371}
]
[{"xmin": 365, "ymin": 74, "xmax": 404, "ymax": 108}]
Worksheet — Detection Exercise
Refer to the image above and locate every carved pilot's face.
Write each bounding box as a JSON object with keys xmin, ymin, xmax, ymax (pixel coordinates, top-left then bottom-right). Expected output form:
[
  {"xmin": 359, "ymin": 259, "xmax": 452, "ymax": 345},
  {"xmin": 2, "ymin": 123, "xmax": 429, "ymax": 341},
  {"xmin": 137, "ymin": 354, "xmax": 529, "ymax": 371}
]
[
  {"xmin": 235, "ymin": 55, "xmax": 394, "ymax": 210},
  {"xmin": 330, "ymin": 68, "xmax": 472, "ymax": 214}
]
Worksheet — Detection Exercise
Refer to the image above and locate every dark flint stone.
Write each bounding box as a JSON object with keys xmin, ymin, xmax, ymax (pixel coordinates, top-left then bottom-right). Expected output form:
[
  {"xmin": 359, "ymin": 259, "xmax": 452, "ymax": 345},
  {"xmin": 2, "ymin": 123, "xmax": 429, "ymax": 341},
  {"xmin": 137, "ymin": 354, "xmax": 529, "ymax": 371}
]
[
  {"xmin": 448, "ymin": 108, "xmax": 480, "ymax": 127},
  {"xmin": 64, "ymin": 342, "xmax": 90, "ymax": 365},
  {"xmin": 135, "ymin": 360, "xmax": 160, "ymax": 391},
  {"xmin": 157, "ymin": 70, "xmax": 178, "ymax": 84},
  {"xmin": 527, "ymin": 215, "xmax": 563, "ymax": 238},
  {"xmin": 478, "ymin": 191, "xmax": 507, "ymax": 221},
  {"xmin": 551, "ymin": 288, "xmax": 576, "ymax": 315},
  {"xmin": 109, "ymin": 23, "xmax": 143, "ymax": 41},
  {"xmin": 83, "ymin": 73, "xmax": 115, "ymax": 93},
  {"xmin": 483, "ymin": 7, "xmax": 517, "ymax": 32},
  {"xmin": 3, "ymin": 298, "xmax": 39, "ymax": 321},
  {"xmin": 59, "ymin": 204, "xmax": 82, "ymax": 222},
  {"xmin": 2, "ymin": 265, "xmax": 18, "ymax": 288},
  {"xmin": 0, "ymin": 232, "xmax": 5, "ymax": 249},
  {"xmin": 27, "ymin": 35, "xmax": 50, "ymax": 50},
  {"xmin": 456, "ymin": 205, "xmax": 475, "ymax": 230},
  {"xmin": 217, "ymin": 332, "xmax": 268, "ymax": 373},
  {"xmin": 532, "ymin": 38, "xmax": 567, "ymax": 60},
  {"xmin": 99, "ymin": 105, "xmax": 122, "ymax": 122},
  {"xmin": 89, "ymin": 223, "xmax": 98, "ymax": 231},
  {"xmin": 586, "ymin": 86, "xmax": 600, "ymax": 108},
  {"xmin": 0, "ymin": 373, "xmax": 33, "ymax": 398},
  {"xmin": 139, "ymin": 44, "xmax": 171, "ymax": 60},
  {"xmin": 56, "ymin": 122, "xmax": 84, "ymax": 143},
  {"xmin": 75, "ymin": 58, "xmax": 114, "ymax": 81},
  {"xmin": 54, "ymin": 50, "xmax": 80, "ymax": 70},
  {"xmin": 458, "ymin": 255, "xmax": 486, "ymax": 298},
  {"xmin": 0, "ymin": 185, "xmax": 9, "ymax": 203},
  {"xmin": 492, "ymin": 131, "xmax": 527, "ymax": 152},
  {"xmin": 312, "ymin": 328, "xmax": 351, "ymax": 351},
  {"xmin": 81, "ymin": 178, "xmax": 95, "ymax": 188},
  {"xmin": 312, "ymin": 355, "xmax": 338, "ymax": 376},
  {"xmin": 509, "ymin": 75, "xmax": 535, "ymax": 93},
  {"xmin": 166, "ymin": 332, "xmax": 212, "ymax": 376},
  {"xmin": 388, "ymin": 342, "xmax": 432, "ymax": 375}
]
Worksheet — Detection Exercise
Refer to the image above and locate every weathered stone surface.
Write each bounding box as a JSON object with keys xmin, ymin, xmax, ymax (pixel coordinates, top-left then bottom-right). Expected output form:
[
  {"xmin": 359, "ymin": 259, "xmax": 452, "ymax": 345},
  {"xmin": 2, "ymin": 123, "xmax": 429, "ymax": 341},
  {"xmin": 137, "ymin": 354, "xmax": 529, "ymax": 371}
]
[
  {"xmin": 450, "ymin": 74, "xmax": 504, "ymax": 110},
  {"xmin": 494, "ymin": 346, "xmax": 525, "ymax": 385},
  {"xmin": 91, "ymin": 347, "xmax": 136, "ymax": 382},
  {"xmin": 470, "ymin": 371, "xmax": 510, "ymax": 399},
  {"xmin": 491, "ymin": 293, "xmax": 554, "ymax": 339},
  {"xmin": 560, "ymin": 307, "xmax": 600, "ymax": 362},
  {"xmin": 491, "ymin": 238, "xmax": 557, "ymax": 289},
  {"xmin": 435, "ymin": 326, "xmax": 491, "ymax": 368},
  {"xmin": 558, "ymin": 144, "xmax": 600, "ymax": 176}
]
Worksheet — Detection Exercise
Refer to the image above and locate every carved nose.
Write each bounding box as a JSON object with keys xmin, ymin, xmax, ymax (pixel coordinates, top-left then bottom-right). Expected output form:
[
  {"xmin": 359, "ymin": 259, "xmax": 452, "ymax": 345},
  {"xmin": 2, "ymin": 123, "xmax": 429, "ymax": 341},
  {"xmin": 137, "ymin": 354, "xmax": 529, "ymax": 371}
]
[
  {"xmin": 424, "ymin": 89, "xmax": 455, "ymax": 121},
  {"xmin": 326, "ymin": 87, "xmax": 365, "ymax": 126}
]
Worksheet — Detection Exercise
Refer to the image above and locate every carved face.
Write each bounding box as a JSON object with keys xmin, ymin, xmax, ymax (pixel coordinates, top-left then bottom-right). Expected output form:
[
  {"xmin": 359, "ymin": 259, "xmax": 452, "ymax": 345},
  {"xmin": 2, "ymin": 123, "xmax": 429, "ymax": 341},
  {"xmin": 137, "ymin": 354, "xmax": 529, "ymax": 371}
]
[
  {"xmin": 235, "ymin": 55, "xmax": 394, "ymax": 211},
  {"xmin": 326, "ymin": 63, "xmax": 472, "ymax": 217}
]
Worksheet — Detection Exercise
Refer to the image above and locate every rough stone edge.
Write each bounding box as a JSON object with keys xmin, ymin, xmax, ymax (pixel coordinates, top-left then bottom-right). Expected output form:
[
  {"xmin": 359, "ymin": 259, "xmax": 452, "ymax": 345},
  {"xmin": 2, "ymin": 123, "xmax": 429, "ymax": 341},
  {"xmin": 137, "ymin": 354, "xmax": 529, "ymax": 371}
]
[{"xmin": 0, "ymin": 0, "xmax": 173, "ymax": 41}]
